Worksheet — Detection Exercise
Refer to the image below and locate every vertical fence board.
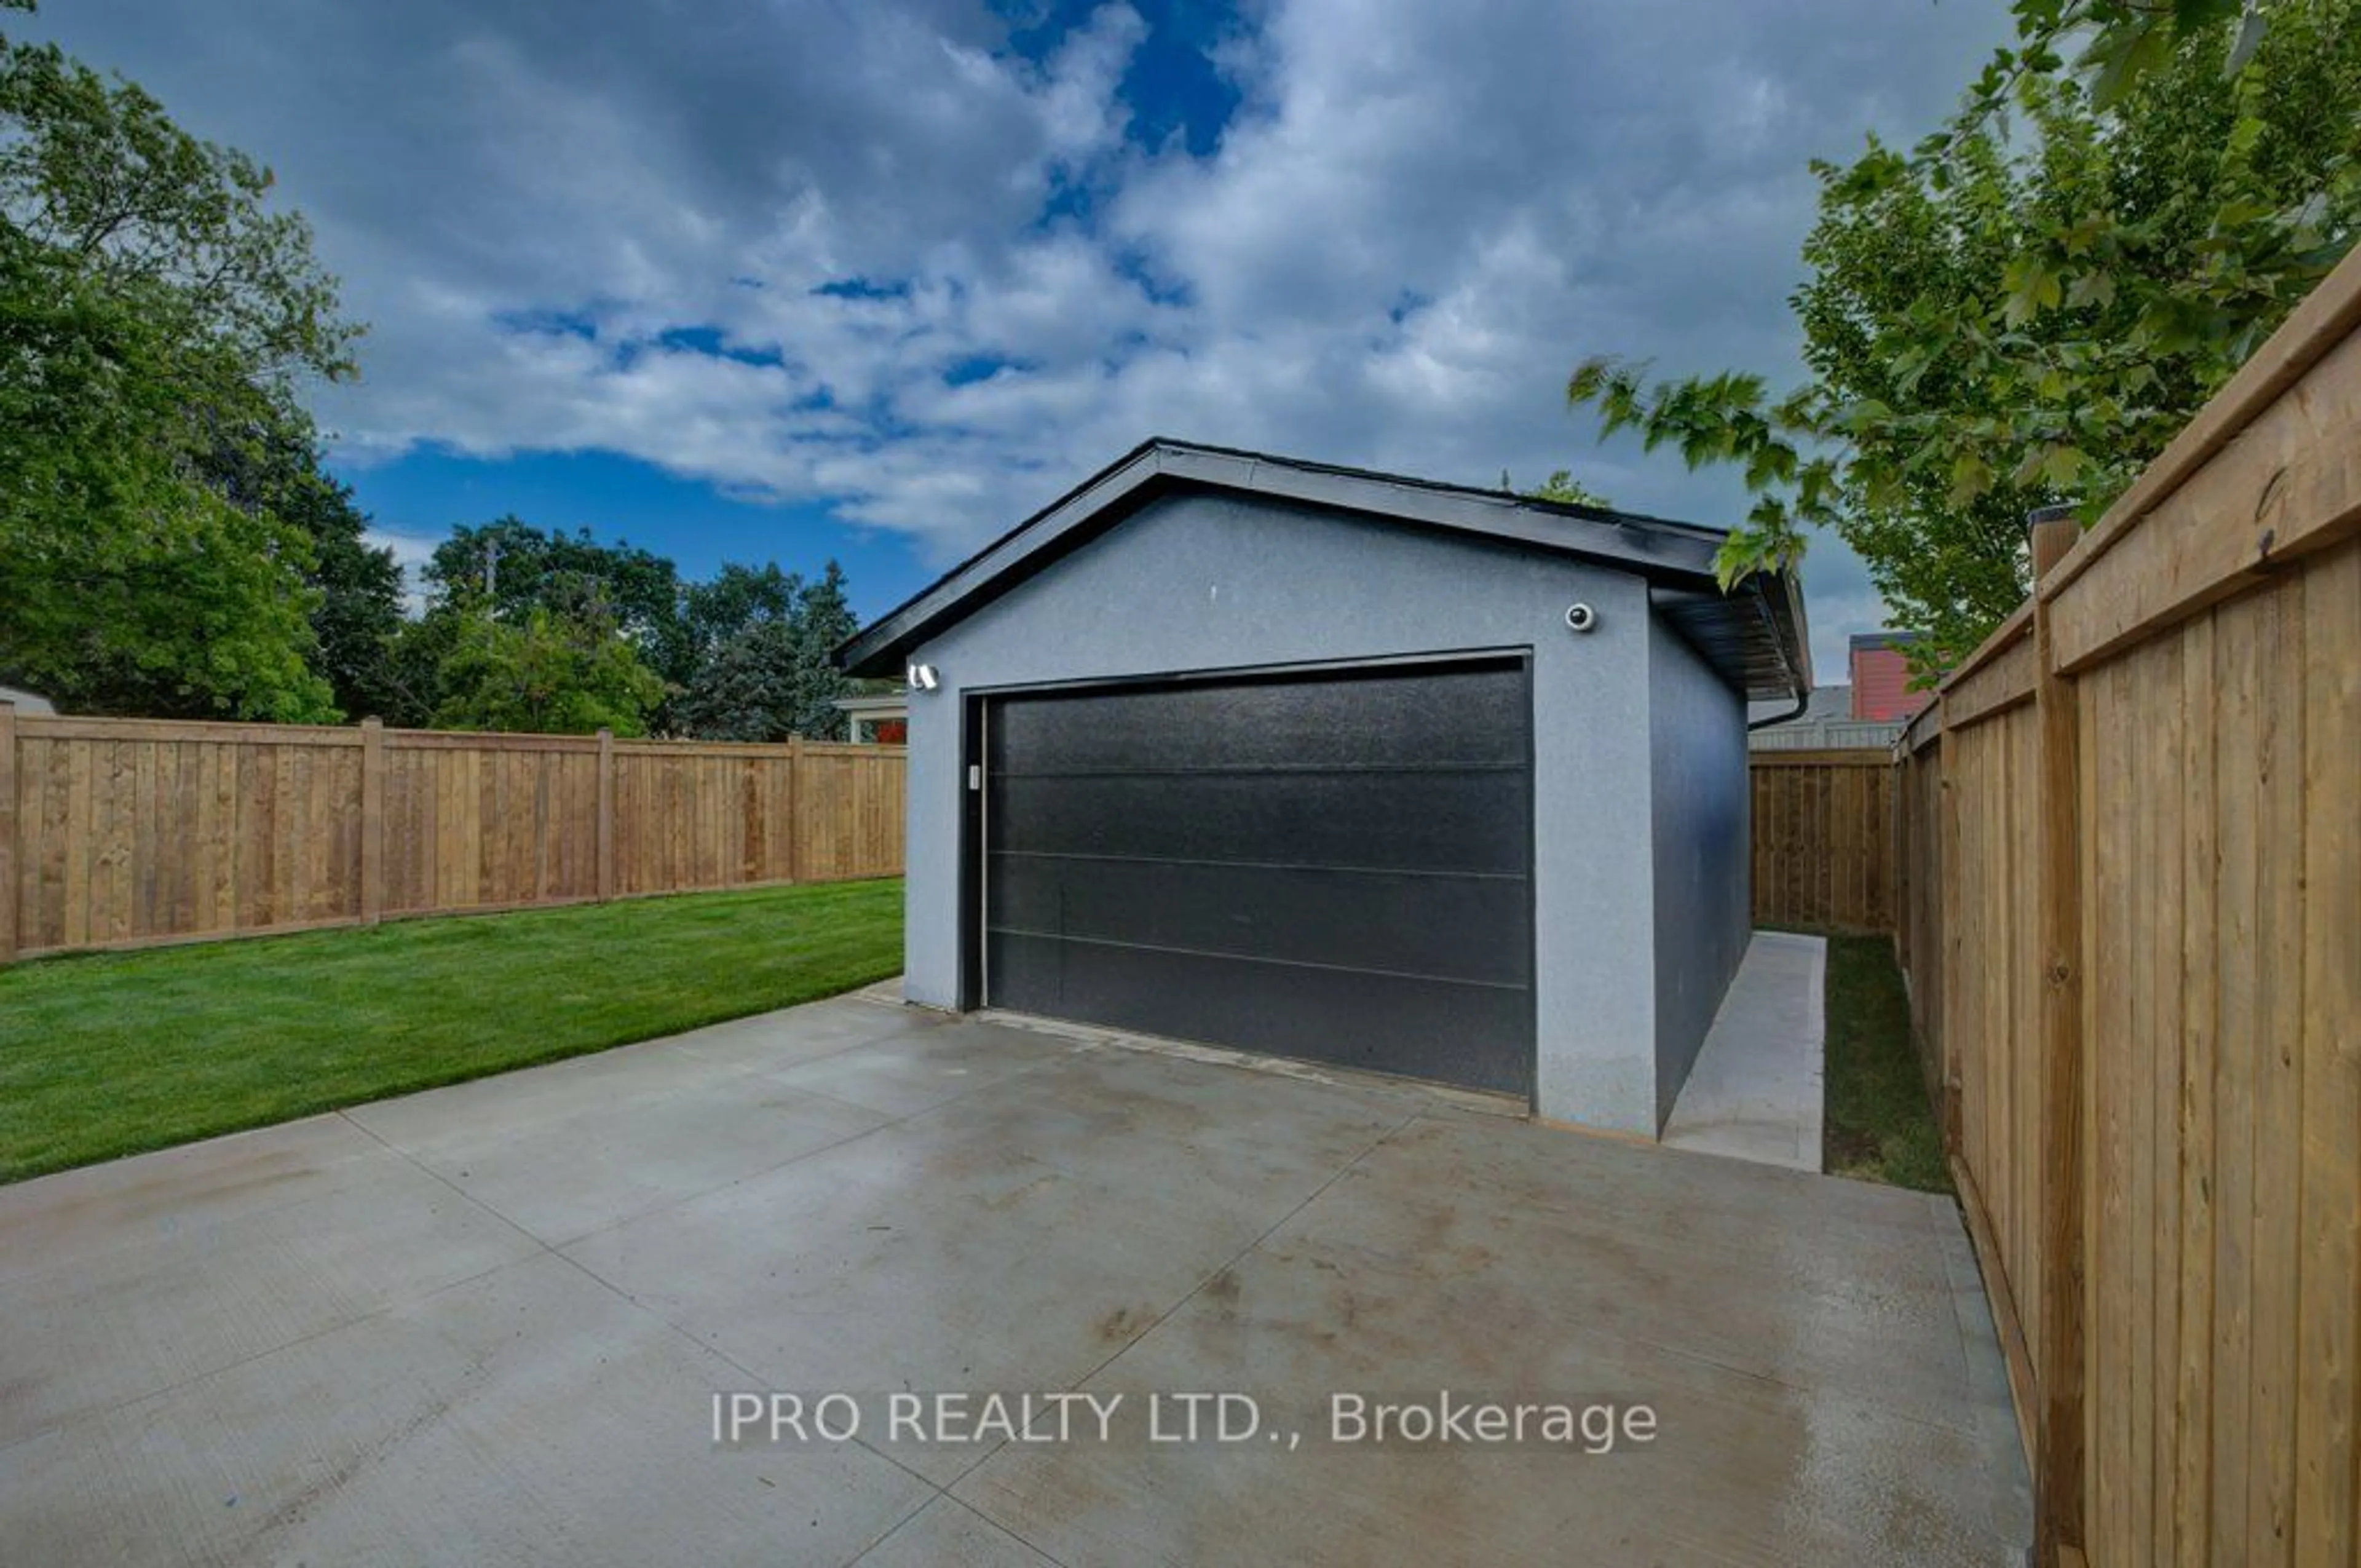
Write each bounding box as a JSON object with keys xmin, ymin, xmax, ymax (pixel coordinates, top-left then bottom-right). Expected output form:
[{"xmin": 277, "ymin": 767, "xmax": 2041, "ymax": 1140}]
[
  {"xmin": 63, "ymin": 734, "xmax": 91, "ymax": 948},
  {"xmin": 2293, "ymin": 541, "xmax": 2359, "ymax": 1566},
  {"xmin": 2126, "ymin": 647, "xmax": 2158, "ymax": 1568},
  {"xmin": 2211, "ymin": 593, "xmax": 2263, "ymax": 1566},
  {"xmin": 2249, "ymin": 577, "xmax": 2305, "ymax": 1568},
  {"xmin": 360, "ymin": 721, "xmax": 385, "ymax": 925},
  {"xmin": 2147, "ymin": 631, "xmax": 2185, "ymax": 1567},
  {"xmin": 2095, "ymin": 659, "xmax": 2130, "ymax": 1566},
  {"xmin": 2172, "ymin": 611, "xmax": 2218, "ymax": 1567},
  {"xmin": 204, "ymin": 743, "xmax": 232, "ymax": 934}
]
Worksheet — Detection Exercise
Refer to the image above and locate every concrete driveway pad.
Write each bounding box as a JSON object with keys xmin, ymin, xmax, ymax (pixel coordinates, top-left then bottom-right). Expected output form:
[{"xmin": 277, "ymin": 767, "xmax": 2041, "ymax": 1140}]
[{"xmin": 0, "ymin": 989, "xmax": 2028, "ymax": 1566}]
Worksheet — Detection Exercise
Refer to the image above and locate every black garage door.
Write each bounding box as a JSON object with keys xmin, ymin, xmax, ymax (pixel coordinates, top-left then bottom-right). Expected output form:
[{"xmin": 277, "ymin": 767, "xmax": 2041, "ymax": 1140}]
[{"xmin": 981, "ymin": 659, "xmax": 1532, "ymax": 1096}]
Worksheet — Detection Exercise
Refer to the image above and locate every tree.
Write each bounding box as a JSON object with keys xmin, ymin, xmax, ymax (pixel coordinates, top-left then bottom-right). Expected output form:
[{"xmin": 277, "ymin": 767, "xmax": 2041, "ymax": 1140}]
[
  {"xmin": 380, "ymin": 603, "xmax": 463, "ymax": 729},
  {"xmin": 681, "ymin": 561, "xmax": 799, "ymax": 662},
  {"xmin": 398, "ymin": 518, "xmax": 689, "ymax": 730},
  {"xmin": 788, "ymin": 561, "xmax": 859, "ymax": 739},
  {"xmin": 1962, "ymin": 1, "xmax": 2301, "ymax": 131},
  {"xmin": 290, "ymin": 475, "xmax": 405, "ymax": 720},
  {"xmin": 0, "ymin": 6, "xmax": 356, "ymax": 382},
  {"xmin": 0, "ymin": 232, "xmax": 339, "ymax": 718},
  {"xmin": 204, "ymin": 428, "xmax": 405, "ymax": 719},
  {"xmin": 0, "ymin": 2, "xmax": 358, "ymax": 718},
  {"xmin": 398, "ymin": 531, "xmax": 860, "ymax": 739},
  {"xmin": 426, "ymin": 518, "xmax": 689, "ymax": 684},
  {"xmin": 429, "ymin": 601, "xmax": 665, "ymax": 737},
  {"xmin": 671, "ymin": 620, "xmax": 801, "ymax": 742},
  {"xmin": 672, "ymin": 560, "xmax": 861, "ymax": 742},
  {"xmin": 1565, "ymin": 0, "xmax": 2358, "ymax": 663}
]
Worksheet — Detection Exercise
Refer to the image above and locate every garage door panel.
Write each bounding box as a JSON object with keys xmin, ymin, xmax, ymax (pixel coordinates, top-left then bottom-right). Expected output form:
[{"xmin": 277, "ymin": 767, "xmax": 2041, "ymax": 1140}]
[
  {"xmin": 982, "ymin": 660, "xmax": 1532, "ymax": 1098},
  {"xmin": 990, "ymin": 665, "xmax": 1525, "ymax": 775},
  {"xmin": 985, "ymin": 930, "xmax": 1531, "ymax": 1095},
  {"xmin": 989, "ymin": 770, "xmax": 1529, "ymax": 874},
  {"xmin": 986, "ymin": 853, "xmax": 1529, "ymax": 986}
]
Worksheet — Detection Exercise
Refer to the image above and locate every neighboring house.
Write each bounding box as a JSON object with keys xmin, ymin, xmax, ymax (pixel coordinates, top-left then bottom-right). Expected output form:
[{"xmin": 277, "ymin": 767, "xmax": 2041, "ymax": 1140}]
[
  {"xmin": 839, "ymin": 438, "xmax": 1811, "ymax": 1138},
  {"xmin": 1848, "ymin": 632, "xmax": 1932, "ymax": 721},
  {"xmin": 0, "ymin": 684, "xmax": 56, "ymax": 715},
  {"xmin": 1748, "ymin": 684, "xmax": 1905, "ymax": 751},
  {"xmin": 834, "ymin": 691, "xmax": 908, "ymax": 744}
]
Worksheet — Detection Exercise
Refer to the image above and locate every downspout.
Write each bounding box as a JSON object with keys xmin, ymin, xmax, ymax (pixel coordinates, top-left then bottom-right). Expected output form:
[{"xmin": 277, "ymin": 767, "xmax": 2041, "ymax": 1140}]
[
  {"xmin": 1747, "ymin": 691, "xmax": 1810, "ymax": 731},
  {"xmin": 1744, "ymin": 576, "xmax": 1811, "ymax": 731}
]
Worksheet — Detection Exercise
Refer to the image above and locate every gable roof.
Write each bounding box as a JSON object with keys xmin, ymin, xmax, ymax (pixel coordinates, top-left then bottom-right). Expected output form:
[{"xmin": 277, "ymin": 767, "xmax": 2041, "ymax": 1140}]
[{"xmin": 837, "ymin": 438, "xmax": 1811, "ymax": 699}]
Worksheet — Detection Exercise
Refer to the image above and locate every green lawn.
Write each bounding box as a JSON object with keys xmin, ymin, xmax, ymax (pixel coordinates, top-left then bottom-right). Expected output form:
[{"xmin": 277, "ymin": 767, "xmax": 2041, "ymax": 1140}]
[
  {"xmin": 1821, "ymin": 933, "xmax": 1952, "ymax": 1193},
  {"xmin": 0, "ymin": 879, "xmax": 903, "ymax": 1184}
]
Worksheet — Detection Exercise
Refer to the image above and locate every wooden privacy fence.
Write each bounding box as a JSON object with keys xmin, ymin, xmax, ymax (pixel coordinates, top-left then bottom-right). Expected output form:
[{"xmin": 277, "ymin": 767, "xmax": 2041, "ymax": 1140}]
[
  {"xmin": 0, "ymin": 715, "xmax": 906, "ymax": 962},
  {"xmin": 1747, "ymin": 749, "xmax": 1897, "ymax": 932},
  {"xmin": 1897, "ymin": 247, "xmax": 2361, "ymax": 1568}
]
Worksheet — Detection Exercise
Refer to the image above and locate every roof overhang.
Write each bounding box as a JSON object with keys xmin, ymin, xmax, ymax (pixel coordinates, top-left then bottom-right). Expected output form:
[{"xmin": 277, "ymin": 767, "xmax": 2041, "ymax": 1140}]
[{"xmin": 837, "ymin": 439, "xmax": 1812, "ymax": 701}]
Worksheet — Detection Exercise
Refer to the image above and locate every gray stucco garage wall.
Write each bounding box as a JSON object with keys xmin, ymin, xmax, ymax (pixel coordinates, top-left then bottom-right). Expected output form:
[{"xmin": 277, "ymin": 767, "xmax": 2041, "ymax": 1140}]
[
  {"xmin": 900, "ymin": 490, "xmax": 1669, "ymax": 1133},
  {"xmin": 1645, "ymin": 612, "xmax": 1752, "ymax": 1126}
]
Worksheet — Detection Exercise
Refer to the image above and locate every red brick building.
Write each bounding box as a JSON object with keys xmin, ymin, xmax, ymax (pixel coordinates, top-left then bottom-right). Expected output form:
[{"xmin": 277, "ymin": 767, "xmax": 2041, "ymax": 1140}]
[{"xmin": 1848, "ymin": 633, "xmax": 1932, "ymax": 722}]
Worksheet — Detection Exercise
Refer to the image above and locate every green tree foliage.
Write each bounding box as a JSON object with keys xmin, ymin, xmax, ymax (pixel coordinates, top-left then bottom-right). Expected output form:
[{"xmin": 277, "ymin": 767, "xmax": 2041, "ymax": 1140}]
[
  {"xmin": 389, "ymin": 528, "xmax": 863, "ymax": 742},
  {"xmin": 0, "ymin": 3, "xmax": 359, "ymax": 718},
  {"xmin": 671, "ymin": 620, "xmax": 802, "ymax": 742},
  {"xmin": 205, "ymin": 429, "xmax": 406, "ymax": 719},
  {"xmin": 789, "ymin": 561, "xmax": 859, "ymax": 738},
  {"xmin": 673, "ymin": 561, "xmax": 861, "ymax": 742},
  {"xmin": 288, "ymin": 477, "xmax": 405, "ymax": 720},
  {"xmin": 1967, "ymin": 1, "xmax": 2288, "ymax": 129},
  {"xmin": 0, "ymin": 9, "xmax": 355, "ymax": 379},
  {"xmin": 380, "ymin": 603, "xmax": 463, "ymax": 729},
  {"xmin": 681, "ymin": 561, "xmax": 799, "ymax": 663},
  {"xmin": 426, "ymin": 518, "xmax": 690, "ymax": 684},
  {"xmin": 1566, "ymin": 0, "xmax": 2358, "ymax": 663},
  {"xmin": 429, "ymin": 601, "xmax": 665, "ymax": 737},
  {"xmin": 0, "ymin": 231, "xmax": 339, "ymax": 718}
]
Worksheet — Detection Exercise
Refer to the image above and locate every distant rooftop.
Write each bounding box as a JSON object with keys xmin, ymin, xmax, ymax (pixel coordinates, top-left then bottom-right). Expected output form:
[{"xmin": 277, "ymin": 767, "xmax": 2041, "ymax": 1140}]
[{"xmin": 1750, "ymin": 684, "xmax": 1905, "ymax": 752}]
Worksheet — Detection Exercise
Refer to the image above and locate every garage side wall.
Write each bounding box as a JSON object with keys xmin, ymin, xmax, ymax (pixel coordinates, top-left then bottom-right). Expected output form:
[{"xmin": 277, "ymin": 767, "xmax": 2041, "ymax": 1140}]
[
  {"xmin": 1644, "ymin": 611, "xmax": 1752, "ymax": 1127},
  {"xmin": 900, "ymin": 491, "xmax": 1664, "ymax": 1134}
]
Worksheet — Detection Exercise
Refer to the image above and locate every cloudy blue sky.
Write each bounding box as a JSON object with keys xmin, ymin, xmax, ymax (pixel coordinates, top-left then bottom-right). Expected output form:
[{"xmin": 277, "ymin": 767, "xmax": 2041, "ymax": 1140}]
[{"xmin": 30, "ymin": 0, "xmax": 2015, "ymax": 679}]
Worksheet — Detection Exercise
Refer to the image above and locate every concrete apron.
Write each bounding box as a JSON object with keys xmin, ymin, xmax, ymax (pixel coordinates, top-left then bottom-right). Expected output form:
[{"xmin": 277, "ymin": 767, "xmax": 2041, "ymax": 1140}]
[{"xmin": 0, "ymin": 987, "xmax": 2028, "ymax": 1566}]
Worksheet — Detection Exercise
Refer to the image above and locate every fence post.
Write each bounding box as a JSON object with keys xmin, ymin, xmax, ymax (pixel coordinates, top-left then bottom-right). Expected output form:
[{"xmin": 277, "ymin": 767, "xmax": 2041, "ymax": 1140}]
[
  {"xmin": 2029, "ymin": 511, "xmax": 2087, "ymax": 1567},
  {"xmin": 0, "ymin": 700, "xmax": 16, "ymax": 965},
  {"xmin": 359, "ymin": 718, "xmax": 386, "ymax": 927},
  {"xmin": 785, "ymin": 736, "xmax": 805, "ymax": 885},
  {"xmin": 596, "ymin": 729, "xmax": 615, "ymax": 901}
]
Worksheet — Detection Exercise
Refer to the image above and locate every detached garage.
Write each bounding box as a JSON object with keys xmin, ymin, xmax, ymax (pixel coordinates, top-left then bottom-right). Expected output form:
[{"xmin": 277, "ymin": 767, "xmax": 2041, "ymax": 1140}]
[{"xmin": 839, "ymin": 440, "xmax": 1810, "ymax": 1136}]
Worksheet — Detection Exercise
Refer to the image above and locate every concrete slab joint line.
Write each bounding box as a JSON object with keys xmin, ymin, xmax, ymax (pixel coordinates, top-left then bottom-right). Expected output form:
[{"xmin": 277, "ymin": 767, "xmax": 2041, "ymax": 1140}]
[{"xmin": 0, "ymin": 987, "xmax": 2027, "ymax": 1567}]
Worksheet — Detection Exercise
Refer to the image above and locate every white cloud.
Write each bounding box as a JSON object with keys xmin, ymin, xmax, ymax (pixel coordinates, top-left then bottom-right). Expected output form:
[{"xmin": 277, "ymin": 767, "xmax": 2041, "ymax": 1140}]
[{"xmin": 31, "ymin": 0, "xmax": 2017, "ymax": 654}]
